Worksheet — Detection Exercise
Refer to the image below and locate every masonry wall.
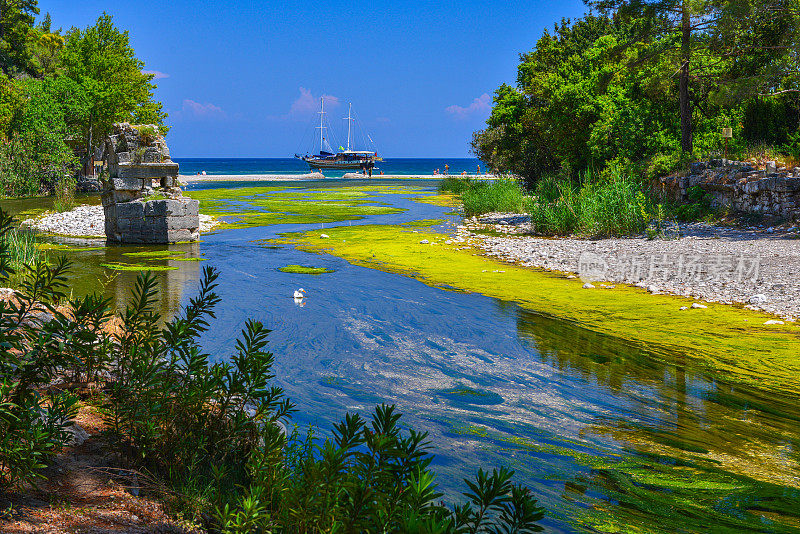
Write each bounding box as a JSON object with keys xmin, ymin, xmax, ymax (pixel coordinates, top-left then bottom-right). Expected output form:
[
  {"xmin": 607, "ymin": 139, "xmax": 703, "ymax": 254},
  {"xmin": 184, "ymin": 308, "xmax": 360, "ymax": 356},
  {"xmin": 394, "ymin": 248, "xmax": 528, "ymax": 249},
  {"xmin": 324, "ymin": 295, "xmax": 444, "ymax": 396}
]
[{"xmin": 659, "ymin": 159, "xmax": 800, "ymax": 219}]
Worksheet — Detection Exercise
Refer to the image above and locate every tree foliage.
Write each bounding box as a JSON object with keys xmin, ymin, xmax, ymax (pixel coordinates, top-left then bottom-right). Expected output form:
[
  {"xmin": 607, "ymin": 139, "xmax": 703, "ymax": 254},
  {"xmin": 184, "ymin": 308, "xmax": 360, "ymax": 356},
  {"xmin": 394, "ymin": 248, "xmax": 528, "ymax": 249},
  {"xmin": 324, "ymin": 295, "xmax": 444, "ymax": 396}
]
[
  {"xmin": 60, "ymin": 12, "xmax": 167, "ymax": 152},
  {"xmin": 473, "ymin": 3, "xmax": 800, "ymax": 185},
  {"xmin": 0, "ymin": 5, "xmax": 168, "ymax": 197},
  {"xmin": 0, "ymin": 0, "xmax": 39, "ymax": 75}
]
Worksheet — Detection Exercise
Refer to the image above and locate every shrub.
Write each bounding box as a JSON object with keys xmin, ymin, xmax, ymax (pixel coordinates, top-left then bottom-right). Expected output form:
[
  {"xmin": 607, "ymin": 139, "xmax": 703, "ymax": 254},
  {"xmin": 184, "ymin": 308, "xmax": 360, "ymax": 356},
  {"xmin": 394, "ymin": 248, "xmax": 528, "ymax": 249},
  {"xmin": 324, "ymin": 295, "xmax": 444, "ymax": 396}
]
[
  {"xmin": 135, "ymin": 124, "xmax": 159, "ymax": 144},
  {"xmin": 53, "ymin": 175, "xmax": 77, "ymax": 213},
  {"xmin": 671, "ymin": 186, "xmax": 720, "ymax": 222},
  {"xmin": 0, "ymin": 210, "xmax": 80, "ymax": 491}
]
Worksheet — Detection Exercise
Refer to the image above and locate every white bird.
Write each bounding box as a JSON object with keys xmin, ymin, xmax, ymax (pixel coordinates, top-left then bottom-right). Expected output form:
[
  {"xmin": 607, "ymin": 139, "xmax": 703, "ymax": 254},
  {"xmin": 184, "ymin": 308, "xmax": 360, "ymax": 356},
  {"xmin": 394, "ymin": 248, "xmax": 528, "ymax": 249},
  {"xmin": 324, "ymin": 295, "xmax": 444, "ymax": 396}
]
[{"xmin": 293, "ymin": 288, "xmax": 306, "ymax": 299}]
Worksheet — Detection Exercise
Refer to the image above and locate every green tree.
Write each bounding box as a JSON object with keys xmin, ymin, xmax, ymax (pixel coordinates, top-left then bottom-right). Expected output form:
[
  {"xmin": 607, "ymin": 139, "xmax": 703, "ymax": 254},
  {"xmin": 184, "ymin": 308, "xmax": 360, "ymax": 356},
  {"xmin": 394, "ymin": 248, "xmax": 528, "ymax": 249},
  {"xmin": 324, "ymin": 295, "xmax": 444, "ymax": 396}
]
[
  {"xmin": 586, "ymin": 0, "xmax": 800, "ymax": 154},
  {"xmin": 60, "ymin": 13, "xmax": 167, "ymax": 166},
  {"xmin": 0, "ymin": 76, "xmax": 80, "ymax": 196},
  {"xmin": 0, "ymin": 0, "xmax": 39, "ymax": 75}
]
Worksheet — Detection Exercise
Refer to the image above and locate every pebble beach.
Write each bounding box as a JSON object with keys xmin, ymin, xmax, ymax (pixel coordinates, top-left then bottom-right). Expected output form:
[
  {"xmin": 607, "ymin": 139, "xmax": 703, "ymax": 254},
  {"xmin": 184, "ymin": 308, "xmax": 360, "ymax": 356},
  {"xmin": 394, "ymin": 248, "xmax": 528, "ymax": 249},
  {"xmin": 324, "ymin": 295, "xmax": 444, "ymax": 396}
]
[{"xmin": 454, "ymin": 213, "xmax": 800, "ymax": 321}]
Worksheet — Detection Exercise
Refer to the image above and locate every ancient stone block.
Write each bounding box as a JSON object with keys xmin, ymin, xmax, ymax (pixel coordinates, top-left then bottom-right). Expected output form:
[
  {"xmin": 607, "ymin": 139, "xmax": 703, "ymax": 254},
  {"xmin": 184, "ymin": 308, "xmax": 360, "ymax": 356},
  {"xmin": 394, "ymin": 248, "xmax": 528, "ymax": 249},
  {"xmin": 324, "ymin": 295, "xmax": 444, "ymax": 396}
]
[
  {"xmin": 143, "ymin": 147, "xmax": 161, "ymax": 163},
  {"xmin": 109, "ymin": 176, "xmax": 144, "ymax": 191},
  {"xmin": 102, "ymin": 123, "xmax": 201, "ymax": 243}
]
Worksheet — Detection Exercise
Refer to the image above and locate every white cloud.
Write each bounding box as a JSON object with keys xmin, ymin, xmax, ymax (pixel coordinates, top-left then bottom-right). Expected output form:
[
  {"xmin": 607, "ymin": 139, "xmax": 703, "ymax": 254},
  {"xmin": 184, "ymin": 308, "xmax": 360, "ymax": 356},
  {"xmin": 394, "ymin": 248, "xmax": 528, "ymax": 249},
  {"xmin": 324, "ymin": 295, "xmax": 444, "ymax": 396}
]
[
  {"xmin": 143, "ymin": 70, "xmax": 170, "ymax": 80},
  {"xmin": 445, "ymin": 93, "xmax": 491, "ymax": 119},
  {"xmin": 182, "ymin": 99, "xmax": 224, "ymax": 118},
  {"xmin": 288, "ymin": 87, "xmax": 340, "ymax": 119}
]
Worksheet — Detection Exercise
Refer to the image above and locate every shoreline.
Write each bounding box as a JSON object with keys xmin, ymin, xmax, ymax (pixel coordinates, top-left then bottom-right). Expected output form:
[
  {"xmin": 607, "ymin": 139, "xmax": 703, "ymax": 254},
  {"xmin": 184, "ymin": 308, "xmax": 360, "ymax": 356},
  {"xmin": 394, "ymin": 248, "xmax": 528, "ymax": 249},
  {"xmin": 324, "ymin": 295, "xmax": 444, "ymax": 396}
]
[
  {"xmin": 460, "ymin": 213, "xmax": 800, "ymax": 321},
  {"xmin": 180, "ymin": 173, "xmax": 494, "ymax": 183}
]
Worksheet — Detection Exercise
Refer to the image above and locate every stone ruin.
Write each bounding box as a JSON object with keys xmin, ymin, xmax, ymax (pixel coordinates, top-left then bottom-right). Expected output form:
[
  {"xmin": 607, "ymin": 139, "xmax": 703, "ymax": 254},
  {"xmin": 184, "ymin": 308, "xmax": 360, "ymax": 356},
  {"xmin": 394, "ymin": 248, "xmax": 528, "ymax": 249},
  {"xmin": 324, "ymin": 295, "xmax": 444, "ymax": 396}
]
[
  {"xmin": 102, "ymin": 123, "xmax": 200, "ymax": 243},
  {"xmin": 659, "ymin": 159, "xmax": 800, "ymax": 220}
]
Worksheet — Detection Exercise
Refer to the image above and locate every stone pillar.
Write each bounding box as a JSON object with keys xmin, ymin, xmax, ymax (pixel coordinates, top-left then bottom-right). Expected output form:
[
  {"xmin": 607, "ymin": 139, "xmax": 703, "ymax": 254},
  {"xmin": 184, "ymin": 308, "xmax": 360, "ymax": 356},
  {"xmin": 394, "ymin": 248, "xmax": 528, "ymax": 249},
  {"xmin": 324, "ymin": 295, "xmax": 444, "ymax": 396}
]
[{"xmin": 102, "ymin": 123, "xmax": 200, "ymax": 244}]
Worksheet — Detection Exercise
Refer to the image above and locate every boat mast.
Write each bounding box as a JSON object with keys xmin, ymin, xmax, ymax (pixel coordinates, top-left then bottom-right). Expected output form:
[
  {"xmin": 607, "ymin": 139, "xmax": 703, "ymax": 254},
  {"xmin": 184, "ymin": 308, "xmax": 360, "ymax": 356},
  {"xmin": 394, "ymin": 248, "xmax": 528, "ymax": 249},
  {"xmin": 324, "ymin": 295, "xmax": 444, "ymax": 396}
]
[
  {"xmin": 317, "ymin": 97, "xmax": 326, "ymax": 153},
  {"xmin": 344, "ymin": 103, "xmax": 354, "ymax": 151}
]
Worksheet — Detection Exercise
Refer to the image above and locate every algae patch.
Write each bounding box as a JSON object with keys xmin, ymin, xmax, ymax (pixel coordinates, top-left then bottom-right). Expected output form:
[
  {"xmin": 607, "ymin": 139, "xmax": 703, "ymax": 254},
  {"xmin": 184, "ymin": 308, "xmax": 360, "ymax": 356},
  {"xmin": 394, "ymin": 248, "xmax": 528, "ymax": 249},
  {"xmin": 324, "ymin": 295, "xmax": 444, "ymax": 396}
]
[
  {"xmin": 123, "ymin": 250, "xmax": 187, "ymax": 259},
  {"xmin": 185, "ymin": 185, "xmax": 405, "ymax": 229},
  {"xmin": 279, "ymin": 264, "xmax": 335, "ymax": 275},
  {"xmin": 101, "ymin": 262, "xmax": 178, "ymax": 272}
]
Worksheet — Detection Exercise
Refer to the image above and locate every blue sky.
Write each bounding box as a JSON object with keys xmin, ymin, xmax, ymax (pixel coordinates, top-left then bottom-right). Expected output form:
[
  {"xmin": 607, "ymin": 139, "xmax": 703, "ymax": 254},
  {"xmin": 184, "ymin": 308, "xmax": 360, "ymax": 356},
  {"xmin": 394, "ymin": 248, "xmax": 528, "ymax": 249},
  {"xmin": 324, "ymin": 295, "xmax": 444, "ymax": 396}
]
[{"xmin": 39, "ymin": 0, "xmax": 587, "ymax": 157}]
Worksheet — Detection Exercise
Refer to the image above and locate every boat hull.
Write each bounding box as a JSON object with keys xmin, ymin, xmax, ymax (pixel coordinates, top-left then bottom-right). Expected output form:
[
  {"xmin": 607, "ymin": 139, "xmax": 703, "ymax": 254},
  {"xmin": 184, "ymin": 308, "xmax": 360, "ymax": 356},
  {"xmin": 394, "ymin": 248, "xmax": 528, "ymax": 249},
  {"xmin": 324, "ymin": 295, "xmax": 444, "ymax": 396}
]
[{"xmin": 304, "ymin": 159, "xmax": 366, "ymax": 170}]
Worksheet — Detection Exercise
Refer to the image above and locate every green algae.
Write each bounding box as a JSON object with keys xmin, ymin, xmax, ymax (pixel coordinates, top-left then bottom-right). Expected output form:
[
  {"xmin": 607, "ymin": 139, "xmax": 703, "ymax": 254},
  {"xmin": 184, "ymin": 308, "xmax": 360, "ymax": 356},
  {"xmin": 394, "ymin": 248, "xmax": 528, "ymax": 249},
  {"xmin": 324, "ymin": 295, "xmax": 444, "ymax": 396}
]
[
  {"xmin": 278, "ymin": 264, "xmax": 334, "ymax": 275},
  {"xmin": 451, "ymin": 424, "xmax": 490, "ymax": 438},
  {"xmin": 101, "ymin": 262, "xmax": 179, "ymax": 272},
  {"xmin": 313, "ymin": 184, "xmax": 425, "ymax": 195},
  {"xmin": 482, "ymin": 425, "xmax": 800, "ymax": 532},
  {"xmin": 185, "ymin": 186, "xmax": 405, "ymax": 229},
  {"xmin": 123, "ymin": 250, "xmax": 187, "ymax": 259},
  {"xmin": 437, "ymin": 385, "xmax": 504, "ymax": 405},
  {"xmin": 173, "ymin": 257, "xmax": 208, "ymax": 262},
  {"xmin": 275, "ymin": 223, "xmax": 800, "ymax": 395},
  {"xmin": 36, "ymin": 243, "xmax": 106, "ymax": 252}
]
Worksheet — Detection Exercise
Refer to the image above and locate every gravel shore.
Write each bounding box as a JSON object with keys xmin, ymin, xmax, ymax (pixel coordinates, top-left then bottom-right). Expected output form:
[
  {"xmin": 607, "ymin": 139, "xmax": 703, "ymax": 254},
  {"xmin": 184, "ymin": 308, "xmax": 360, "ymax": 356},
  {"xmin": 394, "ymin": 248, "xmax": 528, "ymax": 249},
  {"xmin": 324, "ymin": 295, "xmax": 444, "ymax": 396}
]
[
  {"xmin": 22, "ymin": 205, "xmax": 217, "ymax": 237},
  {"xmin": 453, "ymin": 213, "xmax": 800, "ymax": 321}
]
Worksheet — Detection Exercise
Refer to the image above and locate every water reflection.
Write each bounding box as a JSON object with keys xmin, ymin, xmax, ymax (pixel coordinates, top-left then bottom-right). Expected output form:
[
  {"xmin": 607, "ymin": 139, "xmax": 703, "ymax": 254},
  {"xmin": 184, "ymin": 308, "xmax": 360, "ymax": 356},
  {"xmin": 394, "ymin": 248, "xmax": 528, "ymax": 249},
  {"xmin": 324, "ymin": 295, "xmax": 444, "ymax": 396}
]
[
  {"xmin": 515, "ymin": 308, "xmax": 800, "ymax": 531},
  {"xmin": 55, "ymin": 241, "xmax": 201, "ymax": 319}
]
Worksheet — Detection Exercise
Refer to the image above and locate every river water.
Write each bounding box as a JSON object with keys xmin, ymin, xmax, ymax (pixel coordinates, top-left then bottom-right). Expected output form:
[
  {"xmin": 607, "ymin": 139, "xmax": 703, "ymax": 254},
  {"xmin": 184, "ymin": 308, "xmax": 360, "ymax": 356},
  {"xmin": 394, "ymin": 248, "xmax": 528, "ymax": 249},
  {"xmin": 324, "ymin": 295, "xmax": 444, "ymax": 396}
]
[{"xmin": 3, "ymin": 179, "xmax": 800, "ymax": 533}]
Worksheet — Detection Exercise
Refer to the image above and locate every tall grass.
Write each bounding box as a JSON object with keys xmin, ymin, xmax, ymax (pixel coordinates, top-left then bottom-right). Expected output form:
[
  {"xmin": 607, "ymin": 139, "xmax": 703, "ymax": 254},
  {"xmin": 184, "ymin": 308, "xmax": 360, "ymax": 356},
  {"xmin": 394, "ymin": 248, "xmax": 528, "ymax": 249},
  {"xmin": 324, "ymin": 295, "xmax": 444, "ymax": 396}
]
[
  {"xmin": 53, "ymin": 177, "xmax": 77, "ymax": 213},
  {"xmin": 526, "ymin": 171, "xmax": 653, "ymax": 237},
  {"xmin": 1, "ymin": 226, "xmax": 45, "ymax": 270},
  {"xmin": 440, "ymin": 177, "xmax": 525, "ymax": 216}
]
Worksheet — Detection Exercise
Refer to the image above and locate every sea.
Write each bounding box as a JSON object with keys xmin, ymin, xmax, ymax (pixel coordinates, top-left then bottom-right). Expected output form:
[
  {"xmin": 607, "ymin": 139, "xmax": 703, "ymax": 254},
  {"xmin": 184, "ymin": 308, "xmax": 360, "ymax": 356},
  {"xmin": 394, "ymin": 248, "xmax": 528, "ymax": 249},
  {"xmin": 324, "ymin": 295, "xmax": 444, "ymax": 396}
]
[{"xmin": 174, "ymin": 158, "xmax": 484, "ymax": 178}]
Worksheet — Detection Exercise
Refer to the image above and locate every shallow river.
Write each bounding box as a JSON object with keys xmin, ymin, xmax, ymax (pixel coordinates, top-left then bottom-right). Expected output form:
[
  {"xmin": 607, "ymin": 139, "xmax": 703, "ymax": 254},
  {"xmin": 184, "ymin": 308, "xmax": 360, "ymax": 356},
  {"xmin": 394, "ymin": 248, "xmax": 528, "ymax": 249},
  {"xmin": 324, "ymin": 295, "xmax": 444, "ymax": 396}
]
[{"xmin": 4, "ymin": 179, "xmax": 800, "ymax": 533}]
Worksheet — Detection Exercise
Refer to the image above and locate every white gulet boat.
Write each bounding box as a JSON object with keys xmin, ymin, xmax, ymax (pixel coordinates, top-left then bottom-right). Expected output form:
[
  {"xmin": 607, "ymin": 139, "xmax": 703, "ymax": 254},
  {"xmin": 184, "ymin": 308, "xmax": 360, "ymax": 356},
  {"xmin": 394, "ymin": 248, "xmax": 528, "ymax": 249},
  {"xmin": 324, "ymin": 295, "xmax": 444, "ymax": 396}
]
[{"xmin": 295, "ymin": 98, "xmax": 382, "ymax": 172}]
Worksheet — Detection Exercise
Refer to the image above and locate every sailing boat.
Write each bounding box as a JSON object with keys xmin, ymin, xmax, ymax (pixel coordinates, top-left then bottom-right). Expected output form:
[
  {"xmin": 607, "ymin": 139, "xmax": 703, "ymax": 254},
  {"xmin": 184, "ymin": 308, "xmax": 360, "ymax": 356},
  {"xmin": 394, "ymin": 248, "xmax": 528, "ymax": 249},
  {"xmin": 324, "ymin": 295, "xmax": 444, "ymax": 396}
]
[{"xmin": 295, "ymin": 98, "xmax": 382, "ymax": 171}]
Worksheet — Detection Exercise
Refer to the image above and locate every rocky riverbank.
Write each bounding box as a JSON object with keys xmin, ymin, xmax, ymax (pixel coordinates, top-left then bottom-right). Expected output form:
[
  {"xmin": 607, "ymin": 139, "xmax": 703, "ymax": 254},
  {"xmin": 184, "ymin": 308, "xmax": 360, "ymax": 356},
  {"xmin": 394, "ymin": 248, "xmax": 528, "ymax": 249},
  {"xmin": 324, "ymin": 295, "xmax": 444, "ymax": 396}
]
[
  {"xmin": 22, "ymin": 205, "xmax": 217, "ymax": 237},
  {"xmin": 453, "ymin": 213, "xmax": 800, "ymax": 321}
]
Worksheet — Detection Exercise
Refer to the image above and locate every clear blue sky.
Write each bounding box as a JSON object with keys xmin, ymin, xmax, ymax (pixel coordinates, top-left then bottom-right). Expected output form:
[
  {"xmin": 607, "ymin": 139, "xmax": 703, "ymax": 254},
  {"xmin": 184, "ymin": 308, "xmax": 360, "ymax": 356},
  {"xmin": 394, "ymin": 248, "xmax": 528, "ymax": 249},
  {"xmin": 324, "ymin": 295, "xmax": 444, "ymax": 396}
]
[{"xmin": 39, "ymin": 0, "xmax": 587, "ymax": 158}]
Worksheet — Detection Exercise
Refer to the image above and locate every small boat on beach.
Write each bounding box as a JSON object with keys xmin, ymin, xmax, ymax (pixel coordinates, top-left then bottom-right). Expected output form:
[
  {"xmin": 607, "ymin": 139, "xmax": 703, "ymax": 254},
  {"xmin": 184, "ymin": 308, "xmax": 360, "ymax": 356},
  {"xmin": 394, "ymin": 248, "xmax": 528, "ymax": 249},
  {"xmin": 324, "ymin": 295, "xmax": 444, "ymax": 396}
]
[{"xmin": 295, "ymin": 98, "xmax": 382, "ymax": 172}]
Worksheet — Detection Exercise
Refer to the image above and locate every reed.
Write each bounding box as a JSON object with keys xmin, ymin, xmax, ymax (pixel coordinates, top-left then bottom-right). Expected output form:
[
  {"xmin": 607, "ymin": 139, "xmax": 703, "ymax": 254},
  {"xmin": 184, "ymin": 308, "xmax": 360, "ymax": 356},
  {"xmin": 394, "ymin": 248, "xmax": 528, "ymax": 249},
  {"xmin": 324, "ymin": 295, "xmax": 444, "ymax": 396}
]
[
  {"xmin": 441, "ymin": 177, "xmax": 525, "ymax": 216},
  {"xmin": 1, "ymin": 226, "xmax": 45, "ymax": 270},
  {"xmin": 526, "ymin": 171, "xmax": 653, "ymax": 237}
]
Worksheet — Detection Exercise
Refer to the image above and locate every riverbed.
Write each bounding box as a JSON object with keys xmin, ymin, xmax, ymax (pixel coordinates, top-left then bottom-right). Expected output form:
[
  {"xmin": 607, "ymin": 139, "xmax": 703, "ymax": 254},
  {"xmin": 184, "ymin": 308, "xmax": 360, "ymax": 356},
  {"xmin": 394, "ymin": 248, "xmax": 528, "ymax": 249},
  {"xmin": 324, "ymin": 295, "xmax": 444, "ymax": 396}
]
[{"xmin": 4, "ymin": 179, "xmax": 800, "ymax": 533}]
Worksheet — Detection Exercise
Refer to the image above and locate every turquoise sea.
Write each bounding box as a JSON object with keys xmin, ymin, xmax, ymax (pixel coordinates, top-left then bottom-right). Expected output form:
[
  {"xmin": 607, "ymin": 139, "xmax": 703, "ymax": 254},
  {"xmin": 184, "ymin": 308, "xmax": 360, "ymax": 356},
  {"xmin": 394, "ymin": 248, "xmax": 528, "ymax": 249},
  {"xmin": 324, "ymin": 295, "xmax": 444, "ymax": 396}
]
[{"xmin": 174, "ymin": 157, "xmax": 484, "ymax": 177}]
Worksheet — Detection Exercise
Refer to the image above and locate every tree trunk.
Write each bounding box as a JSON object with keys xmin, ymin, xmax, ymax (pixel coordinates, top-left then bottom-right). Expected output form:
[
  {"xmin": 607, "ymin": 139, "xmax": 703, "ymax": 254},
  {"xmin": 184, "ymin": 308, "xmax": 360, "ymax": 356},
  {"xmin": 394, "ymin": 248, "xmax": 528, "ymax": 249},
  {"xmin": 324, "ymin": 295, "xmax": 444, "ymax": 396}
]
[
  {"xmin": 679, "ymin": 1, "xmax": 692, "ymax": 153},
  {"xmin": 86, "ymin": 112, "xmax": 93, "ymax": 179}
]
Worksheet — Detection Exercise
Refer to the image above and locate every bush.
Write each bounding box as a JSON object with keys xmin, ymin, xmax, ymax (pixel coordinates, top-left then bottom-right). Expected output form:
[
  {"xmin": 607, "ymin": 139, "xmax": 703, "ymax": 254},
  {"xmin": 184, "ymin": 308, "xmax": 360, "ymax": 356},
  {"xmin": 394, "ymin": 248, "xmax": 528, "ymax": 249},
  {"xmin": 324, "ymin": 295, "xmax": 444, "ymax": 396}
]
[
  {"xmin": 0, "ymin": 210, "xmax": 80, "ymax": 491},
  {"xmin": 671, "ymin": 185, "xmax": 720, "ymax": 222},
  {"xmin": 526, "ymin": 171, "xmax": 653, "ymax": 236},
  {"xmin": 53, "ymin": 175, "xmax": 77, "ymax": 213}
]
